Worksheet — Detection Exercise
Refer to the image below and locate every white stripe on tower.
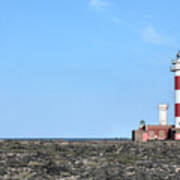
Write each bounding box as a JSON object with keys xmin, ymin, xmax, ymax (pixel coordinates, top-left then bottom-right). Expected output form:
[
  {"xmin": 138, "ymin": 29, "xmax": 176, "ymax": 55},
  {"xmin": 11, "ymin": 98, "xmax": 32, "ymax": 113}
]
[
  {"xmin": 175, "ymin": 71, "xmax": 180, "ymax": 77},
  {"xmin": 176, "ymin": 117, "xmax": 180, "ymax": 127},
  {"xmin": 175, "ymin": 90, "xmax": 180, "ymax": 103}
]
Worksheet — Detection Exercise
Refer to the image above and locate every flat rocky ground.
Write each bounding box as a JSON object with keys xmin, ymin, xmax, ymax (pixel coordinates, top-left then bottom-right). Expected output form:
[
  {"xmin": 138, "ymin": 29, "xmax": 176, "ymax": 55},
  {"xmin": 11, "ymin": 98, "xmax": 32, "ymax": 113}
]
[{"xmin": 0, "ymin": 140, "xmax": 179, "ymax": 180}]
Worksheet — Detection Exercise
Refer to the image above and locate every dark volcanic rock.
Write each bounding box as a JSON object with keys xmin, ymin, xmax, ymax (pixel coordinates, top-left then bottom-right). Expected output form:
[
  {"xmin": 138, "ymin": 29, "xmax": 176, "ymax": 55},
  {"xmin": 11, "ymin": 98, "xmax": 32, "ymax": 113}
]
[{"xmin": 0, "ymin": 140, "xmax": 179, "ymax": 179}]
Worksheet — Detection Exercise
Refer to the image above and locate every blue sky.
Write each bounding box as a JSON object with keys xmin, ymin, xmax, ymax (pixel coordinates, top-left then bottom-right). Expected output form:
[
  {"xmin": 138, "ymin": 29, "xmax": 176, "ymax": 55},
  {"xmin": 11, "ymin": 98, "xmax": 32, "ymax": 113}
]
[{"xmin": 0, "ymin": 0, "xmax": 179, "ymax": 138}]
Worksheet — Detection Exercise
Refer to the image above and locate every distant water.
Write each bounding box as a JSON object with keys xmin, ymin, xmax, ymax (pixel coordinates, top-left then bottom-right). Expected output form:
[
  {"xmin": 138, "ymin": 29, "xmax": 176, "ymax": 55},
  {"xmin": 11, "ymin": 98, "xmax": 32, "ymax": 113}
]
[{"xmin": 0, "ymin": 138, "xmax": 130, "ymax": 141}]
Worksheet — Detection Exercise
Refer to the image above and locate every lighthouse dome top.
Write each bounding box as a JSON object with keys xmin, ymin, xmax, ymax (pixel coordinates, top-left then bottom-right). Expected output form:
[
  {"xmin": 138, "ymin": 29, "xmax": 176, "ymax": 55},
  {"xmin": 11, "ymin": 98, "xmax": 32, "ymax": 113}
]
[{"xmin": 177, "ymin": 51, "xmax": 180, "ymax": 58}]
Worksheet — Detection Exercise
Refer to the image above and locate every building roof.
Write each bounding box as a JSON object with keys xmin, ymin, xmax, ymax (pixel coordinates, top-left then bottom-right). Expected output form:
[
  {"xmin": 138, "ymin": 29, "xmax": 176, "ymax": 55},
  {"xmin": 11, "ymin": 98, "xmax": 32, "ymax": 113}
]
[{"xmin": 146, "ymin": 125, "xmax": 173, "ymax": 130}]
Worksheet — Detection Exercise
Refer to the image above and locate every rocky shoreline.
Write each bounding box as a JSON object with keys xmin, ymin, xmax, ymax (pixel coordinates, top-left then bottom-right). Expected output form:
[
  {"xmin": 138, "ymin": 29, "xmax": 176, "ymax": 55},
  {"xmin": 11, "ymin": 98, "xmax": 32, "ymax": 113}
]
[{"xmin": 0, "ymin": 140, "xmax": 179, "ymax": 179}]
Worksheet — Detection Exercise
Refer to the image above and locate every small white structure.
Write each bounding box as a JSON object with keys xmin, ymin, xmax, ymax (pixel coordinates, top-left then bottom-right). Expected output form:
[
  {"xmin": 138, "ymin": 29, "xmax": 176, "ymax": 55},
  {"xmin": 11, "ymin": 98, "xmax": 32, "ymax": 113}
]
[{"xmin": 158, "ymin": 104, "xmax": 168, "ymax": 125}]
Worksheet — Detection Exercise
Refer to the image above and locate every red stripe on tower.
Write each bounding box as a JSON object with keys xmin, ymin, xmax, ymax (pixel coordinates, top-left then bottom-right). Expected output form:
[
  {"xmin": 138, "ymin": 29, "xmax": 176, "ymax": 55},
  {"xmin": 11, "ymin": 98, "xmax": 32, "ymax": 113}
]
[
  {"xmin": 175, "ymin": 76, "xmax": 180, "ymax": 90},
  {"xmin": 175, "ymin": 104, "xmax": 180, "ymax": 117}
]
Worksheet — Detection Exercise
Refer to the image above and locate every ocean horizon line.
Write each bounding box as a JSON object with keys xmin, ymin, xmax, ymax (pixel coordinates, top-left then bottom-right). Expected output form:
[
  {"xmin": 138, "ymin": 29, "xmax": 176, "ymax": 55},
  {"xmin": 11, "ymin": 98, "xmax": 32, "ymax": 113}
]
[{"xmin": 0, "ymin": 137, "xmax": 131, "ymax": 141}]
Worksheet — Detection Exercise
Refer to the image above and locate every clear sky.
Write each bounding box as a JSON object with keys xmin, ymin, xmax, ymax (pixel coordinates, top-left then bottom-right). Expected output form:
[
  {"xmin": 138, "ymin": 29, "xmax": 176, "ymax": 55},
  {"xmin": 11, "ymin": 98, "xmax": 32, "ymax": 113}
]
[{"xmin": 0, "ymin": 0, "xmax": 179, "ymax": 138}]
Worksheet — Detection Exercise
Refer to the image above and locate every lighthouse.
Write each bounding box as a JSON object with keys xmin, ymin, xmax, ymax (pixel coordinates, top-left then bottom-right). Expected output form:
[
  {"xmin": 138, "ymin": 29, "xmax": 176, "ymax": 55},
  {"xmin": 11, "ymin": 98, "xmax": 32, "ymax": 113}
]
[
  {"xmin": 171, "ymin": 51, "xmax": 180, "ymax": 139},
  {"xmin": 132, "ymin": 51, "xmax": 180, "ymax": 142}
]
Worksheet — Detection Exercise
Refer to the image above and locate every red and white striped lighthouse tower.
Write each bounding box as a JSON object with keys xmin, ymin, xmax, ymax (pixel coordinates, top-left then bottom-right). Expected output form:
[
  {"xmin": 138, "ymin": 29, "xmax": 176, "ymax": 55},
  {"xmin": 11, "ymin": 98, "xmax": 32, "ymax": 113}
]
[{"xmin": 171, "ymin": 51, "xmax": 180, "ymax": 139}]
